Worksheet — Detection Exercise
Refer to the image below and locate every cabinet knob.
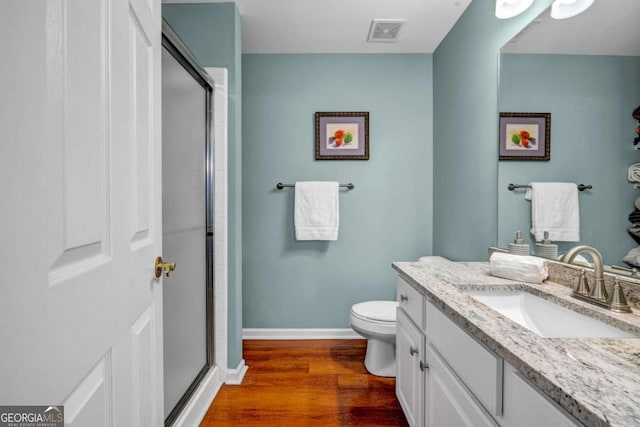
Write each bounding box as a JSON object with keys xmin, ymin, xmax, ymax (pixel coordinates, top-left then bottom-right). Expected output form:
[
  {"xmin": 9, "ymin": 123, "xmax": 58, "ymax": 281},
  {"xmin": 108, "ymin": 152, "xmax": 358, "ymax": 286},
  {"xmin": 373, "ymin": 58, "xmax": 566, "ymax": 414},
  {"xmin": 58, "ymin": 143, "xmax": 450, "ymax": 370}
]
[
  {"xmin": 420, "ymin": 361, "xmax": 430, "ymax": 371},
  {"xmin": 400, "ymin": 294, "xmax": 408, "ymax": 302},
  {"xmin": 410, "ymin": 346, "xmax": 419, "ymax": 356}
]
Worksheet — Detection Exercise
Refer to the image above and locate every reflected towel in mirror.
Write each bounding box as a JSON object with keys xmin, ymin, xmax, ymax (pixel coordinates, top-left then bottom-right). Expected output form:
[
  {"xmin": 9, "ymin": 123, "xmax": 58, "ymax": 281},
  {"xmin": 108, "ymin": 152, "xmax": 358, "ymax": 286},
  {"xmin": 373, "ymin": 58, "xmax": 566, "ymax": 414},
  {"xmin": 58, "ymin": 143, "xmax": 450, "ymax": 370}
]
[{"xmin": 525, "ymin": 182, "xmax": 579, "ymax": 242}]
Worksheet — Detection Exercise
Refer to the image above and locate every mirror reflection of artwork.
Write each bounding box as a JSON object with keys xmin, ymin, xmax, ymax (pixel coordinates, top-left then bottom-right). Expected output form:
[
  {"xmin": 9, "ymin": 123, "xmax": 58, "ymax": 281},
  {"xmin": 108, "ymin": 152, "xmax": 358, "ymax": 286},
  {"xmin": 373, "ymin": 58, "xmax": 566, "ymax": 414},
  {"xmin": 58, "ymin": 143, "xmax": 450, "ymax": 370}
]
[
  {"xmin": 505, "ymin": 124, "xmax": 538, "ymax": 150},
  {"xmin": 498, "ymin": 112, "xmax": 550, "ymax": 160}
]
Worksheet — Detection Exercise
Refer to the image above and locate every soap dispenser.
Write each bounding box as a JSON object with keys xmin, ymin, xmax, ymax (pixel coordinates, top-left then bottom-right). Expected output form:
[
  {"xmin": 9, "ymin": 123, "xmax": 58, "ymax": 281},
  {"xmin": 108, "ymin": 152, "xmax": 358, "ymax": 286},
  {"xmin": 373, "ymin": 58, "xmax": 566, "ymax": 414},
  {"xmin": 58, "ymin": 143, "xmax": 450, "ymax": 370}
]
[
  {"xmin": 535, "ymin": 231, "xmax": 558, "ymax": 259},
  {"xmin": 508, "ymin": 231, "xmax": 530, "ymax": 256}
]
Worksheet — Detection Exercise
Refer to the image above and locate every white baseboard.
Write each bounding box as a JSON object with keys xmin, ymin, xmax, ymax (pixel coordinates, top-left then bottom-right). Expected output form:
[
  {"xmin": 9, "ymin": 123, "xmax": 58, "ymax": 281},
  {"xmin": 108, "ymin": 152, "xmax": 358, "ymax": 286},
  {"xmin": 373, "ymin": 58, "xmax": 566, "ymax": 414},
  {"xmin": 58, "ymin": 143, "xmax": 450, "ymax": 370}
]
[
  {"xmin": 172, "ymin": 365, "xmax": 223, "ymax": 427},
  {"xmin": 243, "ymin": 328, "xmax": 363, "ymax": 340},
  {"xmin": 225, "ymin": 359, "xmax": 248, "ymax": 385}
]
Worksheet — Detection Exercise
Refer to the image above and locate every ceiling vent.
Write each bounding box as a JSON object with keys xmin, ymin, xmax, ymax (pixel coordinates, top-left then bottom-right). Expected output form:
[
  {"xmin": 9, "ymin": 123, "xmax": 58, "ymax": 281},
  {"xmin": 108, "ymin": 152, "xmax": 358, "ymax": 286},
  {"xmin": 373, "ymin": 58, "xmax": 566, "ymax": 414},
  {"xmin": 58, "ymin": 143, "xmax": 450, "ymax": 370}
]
[{"xmin": 367, "ymin": 19, "xmax": 406, "ymax": 43}]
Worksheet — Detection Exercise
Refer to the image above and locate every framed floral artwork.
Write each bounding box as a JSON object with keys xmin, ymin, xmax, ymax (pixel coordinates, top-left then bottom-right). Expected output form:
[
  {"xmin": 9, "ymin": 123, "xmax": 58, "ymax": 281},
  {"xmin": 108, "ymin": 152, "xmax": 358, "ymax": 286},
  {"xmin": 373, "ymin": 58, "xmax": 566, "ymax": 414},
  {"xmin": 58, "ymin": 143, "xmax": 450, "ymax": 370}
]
[
  {"xmin": 499, "ymin": 112, "xmax": 551, "ymax": 161},
  {"xmin": 315, "ymin": 112, "xmax": 369, "ymax": 160}
]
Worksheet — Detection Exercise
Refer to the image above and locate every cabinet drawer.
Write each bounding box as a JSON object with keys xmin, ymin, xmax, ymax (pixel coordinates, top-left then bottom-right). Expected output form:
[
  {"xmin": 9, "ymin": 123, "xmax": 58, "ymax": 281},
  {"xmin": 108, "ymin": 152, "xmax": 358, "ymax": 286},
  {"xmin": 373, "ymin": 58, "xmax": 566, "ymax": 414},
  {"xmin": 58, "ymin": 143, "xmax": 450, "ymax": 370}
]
[
  {"xmin": 397, "ymin": 276, "xmax": 424, "ymax": 329},
  {"xmin": 425, "ymin": 300, "xmax": 502, "ymax": 416}
]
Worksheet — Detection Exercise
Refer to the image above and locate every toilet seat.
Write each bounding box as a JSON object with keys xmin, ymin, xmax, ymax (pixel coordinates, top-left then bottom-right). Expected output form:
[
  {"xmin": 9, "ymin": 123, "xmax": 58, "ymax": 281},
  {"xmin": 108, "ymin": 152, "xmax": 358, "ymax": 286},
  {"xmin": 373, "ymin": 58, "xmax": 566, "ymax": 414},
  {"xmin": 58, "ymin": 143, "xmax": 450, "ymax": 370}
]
[
  {"xmin": 350, "ymin": 301, "xmax": 398, "ymax": 337},
  {"xmin": 349, "ymin": 300, "xmax": 398, "ymax": 377},
  {"xmin": 351, "ymin": 301, "xmax": 398, "ymax": 323}
]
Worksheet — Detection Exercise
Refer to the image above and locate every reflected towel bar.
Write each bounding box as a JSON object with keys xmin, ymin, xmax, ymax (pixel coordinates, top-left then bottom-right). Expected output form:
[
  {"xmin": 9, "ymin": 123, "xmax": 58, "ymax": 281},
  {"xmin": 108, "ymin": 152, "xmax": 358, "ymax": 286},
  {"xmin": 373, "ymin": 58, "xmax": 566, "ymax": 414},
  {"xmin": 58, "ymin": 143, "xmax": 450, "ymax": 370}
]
[
  {"xmin": 276, "ymin": 182, "xmax": 355, "ymax": 190},
  {"xmin": 508, "ymin": 183, "xmax": 592, "ymax": 192}
]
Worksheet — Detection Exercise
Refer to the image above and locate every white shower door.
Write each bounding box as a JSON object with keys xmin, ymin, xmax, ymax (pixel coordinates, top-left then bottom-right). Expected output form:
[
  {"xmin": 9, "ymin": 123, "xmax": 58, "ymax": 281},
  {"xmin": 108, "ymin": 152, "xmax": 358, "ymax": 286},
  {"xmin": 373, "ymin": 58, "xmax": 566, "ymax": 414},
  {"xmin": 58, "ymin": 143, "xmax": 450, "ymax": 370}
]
[{"xmin": 161, "ymin": 30, "xmax": 214, "ymax": 424}]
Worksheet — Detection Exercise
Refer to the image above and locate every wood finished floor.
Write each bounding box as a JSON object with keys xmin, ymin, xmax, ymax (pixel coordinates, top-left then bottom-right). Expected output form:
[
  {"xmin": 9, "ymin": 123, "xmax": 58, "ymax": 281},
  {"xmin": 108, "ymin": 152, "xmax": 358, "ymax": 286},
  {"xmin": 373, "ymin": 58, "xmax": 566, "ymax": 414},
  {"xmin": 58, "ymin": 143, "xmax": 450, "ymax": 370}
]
[{"xmin": 200, "ymin": 339, "xmax": 409, "ymax": 426}]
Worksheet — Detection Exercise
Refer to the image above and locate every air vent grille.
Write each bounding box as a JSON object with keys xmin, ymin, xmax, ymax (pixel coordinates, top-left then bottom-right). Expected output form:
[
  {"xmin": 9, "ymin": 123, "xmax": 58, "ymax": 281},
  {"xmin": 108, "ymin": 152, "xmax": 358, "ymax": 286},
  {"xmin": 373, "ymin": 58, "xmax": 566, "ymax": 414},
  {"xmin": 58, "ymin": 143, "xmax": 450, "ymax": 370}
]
[{"xmin": 367, "ymin": 19, "xmax": 406, "ymax": 43}]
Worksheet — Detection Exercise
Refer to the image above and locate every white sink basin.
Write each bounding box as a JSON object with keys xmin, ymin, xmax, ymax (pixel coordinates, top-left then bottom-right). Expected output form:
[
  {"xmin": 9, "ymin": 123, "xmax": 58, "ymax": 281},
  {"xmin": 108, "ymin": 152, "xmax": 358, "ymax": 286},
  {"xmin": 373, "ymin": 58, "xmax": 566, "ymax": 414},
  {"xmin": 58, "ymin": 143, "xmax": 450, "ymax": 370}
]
[{"xmin": 465, "ymin": 290, "xmax": 635, "ymax": 338}]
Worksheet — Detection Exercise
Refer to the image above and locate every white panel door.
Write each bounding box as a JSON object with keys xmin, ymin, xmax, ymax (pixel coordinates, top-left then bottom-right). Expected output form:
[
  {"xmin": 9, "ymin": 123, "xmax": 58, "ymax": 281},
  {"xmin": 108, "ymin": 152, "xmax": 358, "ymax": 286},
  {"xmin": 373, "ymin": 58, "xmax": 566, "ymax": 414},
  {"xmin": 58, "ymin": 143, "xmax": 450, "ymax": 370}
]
[{"xmin": 0, "ymin": 0, "xmax": 163, "ymax": 425}]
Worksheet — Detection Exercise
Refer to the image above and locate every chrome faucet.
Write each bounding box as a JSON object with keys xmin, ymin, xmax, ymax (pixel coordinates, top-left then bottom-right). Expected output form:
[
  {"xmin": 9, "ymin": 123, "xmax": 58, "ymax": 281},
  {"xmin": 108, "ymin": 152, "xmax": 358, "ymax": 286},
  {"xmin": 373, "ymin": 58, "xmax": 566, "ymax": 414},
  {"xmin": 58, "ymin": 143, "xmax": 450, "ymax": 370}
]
[{"xmin": 560, "ymin": 245, "xmax": 631, "ymax": 313}]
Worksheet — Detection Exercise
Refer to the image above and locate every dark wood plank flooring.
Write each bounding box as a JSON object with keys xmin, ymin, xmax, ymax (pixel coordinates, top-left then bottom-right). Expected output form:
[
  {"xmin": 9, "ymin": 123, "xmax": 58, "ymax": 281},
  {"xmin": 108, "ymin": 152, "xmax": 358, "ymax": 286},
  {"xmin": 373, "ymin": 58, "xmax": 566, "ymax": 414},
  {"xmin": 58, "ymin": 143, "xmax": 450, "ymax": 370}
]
[{"xmin": 200, "ymin": 339, "xmax": 409, "ymax": 426}]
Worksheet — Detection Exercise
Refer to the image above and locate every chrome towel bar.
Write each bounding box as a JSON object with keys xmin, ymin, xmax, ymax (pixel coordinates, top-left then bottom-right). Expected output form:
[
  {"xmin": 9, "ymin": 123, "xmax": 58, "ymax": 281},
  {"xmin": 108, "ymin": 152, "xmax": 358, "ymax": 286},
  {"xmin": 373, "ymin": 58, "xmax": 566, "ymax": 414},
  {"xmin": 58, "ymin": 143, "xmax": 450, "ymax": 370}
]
[
  {"xmin": 276, "ymin": 182, "xmax": 355, "ymax": 190},
  {"xmin": 508, "ymin": 183, "xmax": 592, "ymax": 192}
]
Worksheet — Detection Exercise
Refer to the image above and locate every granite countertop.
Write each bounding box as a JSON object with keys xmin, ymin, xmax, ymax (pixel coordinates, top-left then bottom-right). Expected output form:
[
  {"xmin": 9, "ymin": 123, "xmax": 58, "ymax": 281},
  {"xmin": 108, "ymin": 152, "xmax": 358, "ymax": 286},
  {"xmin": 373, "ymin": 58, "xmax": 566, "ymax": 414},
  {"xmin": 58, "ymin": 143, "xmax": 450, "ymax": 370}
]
[{"xmin": 393, "ymin": 257, "xmax": 640, "ymax": 427}]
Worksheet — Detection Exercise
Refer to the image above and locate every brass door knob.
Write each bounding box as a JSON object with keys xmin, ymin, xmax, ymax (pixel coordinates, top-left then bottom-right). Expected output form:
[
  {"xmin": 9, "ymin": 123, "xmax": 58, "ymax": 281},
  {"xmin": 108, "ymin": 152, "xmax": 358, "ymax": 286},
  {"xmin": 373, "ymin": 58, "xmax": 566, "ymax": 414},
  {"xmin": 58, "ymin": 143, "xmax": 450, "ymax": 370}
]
[{"xmin": 155, "ymin": 256, "xmax": 176, "ymax": 278}]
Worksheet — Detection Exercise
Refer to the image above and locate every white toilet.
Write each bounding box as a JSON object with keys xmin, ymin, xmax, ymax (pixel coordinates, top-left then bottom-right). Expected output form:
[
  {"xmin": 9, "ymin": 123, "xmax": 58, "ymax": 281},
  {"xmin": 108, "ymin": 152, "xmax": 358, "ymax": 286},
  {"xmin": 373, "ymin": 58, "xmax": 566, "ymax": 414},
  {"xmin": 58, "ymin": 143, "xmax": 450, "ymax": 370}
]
[{"xmin": 350, "ymin": 300, "xmax": 399, "ymax": 377}]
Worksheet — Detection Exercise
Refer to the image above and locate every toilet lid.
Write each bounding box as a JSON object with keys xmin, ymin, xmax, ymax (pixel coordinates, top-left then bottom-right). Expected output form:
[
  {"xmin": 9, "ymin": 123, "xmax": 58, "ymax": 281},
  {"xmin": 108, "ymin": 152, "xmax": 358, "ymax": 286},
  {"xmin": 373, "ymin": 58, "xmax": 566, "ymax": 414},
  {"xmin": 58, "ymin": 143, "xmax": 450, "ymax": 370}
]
[{"xmin": 352, "ymin": 301, "xmax": 398, "ymax": 322}]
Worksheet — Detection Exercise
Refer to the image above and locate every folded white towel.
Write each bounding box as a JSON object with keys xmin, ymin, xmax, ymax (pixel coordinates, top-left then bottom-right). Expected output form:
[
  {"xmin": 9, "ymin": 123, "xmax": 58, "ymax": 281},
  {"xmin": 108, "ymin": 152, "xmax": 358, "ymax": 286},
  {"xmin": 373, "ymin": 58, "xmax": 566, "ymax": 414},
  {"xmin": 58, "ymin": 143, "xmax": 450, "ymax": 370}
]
[
  {"xmin": 294, "ymin": 181, "xmax": 339, "ymax": 241},
  {"xmin": 623, "ymin": 247, "xmax": 640, "ymax": 267},
  {"xmin": 628, "ymin": 163, "xmax": 640, "ymax": 188},
  {"xmin": 489, "ymin": 252, "xmax": 548, "ymax": 284},
  {"xmin": 525, "ymin": 182, "xmax": 579, "ymax": 242}
]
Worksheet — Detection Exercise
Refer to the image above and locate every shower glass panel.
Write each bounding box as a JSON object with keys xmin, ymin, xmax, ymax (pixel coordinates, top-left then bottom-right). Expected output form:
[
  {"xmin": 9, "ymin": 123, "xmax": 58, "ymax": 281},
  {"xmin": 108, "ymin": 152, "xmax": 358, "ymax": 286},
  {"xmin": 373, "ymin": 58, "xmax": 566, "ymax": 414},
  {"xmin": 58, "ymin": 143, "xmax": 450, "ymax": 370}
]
[{"xmin": 161, "ymin": 44, "xmax": 210, "ymax": 422}]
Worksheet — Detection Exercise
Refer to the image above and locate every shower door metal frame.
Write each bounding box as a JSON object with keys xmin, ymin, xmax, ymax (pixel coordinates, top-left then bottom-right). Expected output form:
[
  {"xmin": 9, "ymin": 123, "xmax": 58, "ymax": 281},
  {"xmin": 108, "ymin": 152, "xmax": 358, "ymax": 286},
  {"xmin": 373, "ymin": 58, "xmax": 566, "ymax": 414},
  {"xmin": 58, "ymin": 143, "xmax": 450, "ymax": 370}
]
[{"xmin": 161, "ymin": 20, "xmax": 216, "ymax": 427}]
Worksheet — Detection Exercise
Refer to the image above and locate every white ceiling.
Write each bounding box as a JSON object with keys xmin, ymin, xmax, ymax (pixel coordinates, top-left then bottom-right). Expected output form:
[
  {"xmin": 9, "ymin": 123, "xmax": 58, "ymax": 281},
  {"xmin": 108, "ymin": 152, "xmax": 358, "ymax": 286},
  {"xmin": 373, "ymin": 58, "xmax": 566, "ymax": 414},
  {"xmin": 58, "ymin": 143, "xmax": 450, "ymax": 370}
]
[
  {"xmin": 163, "ymin": 0, "xmax": 472, "ymax": 53},
  {"xmin": 501, "ymin": 0, "xmax": 640, "ymax": 56},
  {"xmin": 163, "ymin": 0, "xmax": 639, "ymax": 56}
]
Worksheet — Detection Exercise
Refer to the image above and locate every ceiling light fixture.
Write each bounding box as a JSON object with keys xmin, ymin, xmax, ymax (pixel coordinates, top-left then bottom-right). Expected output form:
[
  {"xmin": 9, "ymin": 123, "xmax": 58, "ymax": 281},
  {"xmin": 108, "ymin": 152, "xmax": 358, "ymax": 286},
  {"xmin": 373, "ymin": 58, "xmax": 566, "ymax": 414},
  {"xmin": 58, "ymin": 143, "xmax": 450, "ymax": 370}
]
[
  {"xmin": 550, "ymin": 0, "xmax": 594, "ymax": 19},
  {"xmin": 495, "ymin": 0, "xmax": 535, "ymax": 19}
]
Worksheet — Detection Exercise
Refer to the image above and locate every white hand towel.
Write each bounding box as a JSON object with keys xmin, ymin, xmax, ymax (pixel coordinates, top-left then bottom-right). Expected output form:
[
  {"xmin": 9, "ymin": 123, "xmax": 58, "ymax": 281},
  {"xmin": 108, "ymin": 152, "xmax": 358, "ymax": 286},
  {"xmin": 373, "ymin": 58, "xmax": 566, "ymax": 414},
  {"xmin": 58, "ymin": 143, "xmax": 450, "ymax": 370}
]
[
  {"xmin": 294, "ymin": 181, "xmax": 339, "ymax": 241},
  {"xmin": 489, "ymin": 252, "xmax": 548, "ymax": 284},
  {"xmin": 525, "ymin": 182, "xmax": 579, "ymax": 242}
]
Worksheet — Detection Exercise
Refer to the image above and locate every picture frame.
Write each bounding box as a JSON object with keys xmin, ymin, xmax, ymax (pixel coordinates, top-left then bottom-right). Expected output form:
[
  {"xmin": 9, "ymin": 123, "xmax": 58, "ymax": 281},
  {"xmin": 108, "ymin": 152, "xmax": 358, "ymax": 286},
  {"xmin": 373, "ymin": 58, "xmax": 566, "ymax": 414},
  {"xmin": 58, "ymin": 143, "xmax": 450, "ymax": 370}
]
[
  {"xmin": 315, "ymin": 112, "xmax": 369, "ymax": 160},
  {"xmin": 499, "ymin": 112, "xmax": 551, "ymax": 161}
]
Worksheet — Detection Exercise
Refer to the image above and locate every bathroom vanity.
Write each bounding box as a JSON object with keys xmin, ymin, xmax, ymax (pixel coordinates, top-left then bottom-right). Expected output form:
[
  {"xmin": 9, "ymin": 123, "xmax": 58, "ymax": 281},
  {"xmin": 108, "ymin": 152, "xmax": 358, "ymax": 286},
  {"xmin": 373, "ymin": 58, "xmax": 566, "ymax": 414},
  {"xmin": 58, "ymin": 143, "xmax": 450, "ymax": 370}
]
[{"xmin": 394, "ymin": 257, "xmax": 640, "ymax": 427}]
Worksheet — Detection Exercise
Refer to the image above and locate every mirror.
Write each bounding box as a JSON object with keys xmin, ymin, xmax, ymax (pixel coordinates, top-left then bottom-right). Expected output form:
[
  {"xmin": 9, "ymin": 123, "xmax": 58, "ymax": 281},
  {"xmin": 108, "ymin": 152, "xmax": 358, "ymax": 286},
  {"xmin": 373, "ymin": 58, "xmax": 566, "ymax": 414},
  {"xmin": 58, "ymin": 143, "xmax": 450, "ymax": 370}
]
[{"xmin": 497, "ymin": 0, "xmax": 640, "ymax": 268}]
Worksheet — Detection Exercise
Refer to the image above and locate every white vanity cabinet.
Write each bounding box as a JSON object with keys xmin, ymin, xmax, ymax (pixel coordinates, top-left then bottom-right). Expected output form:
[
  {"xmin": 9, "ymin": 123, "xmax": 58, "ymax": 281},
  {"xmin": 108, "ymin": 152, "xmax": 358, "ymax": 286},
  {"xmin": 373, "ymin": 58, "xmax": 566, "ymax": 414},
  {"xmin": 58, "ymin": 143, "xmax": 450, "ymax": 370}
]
[
  {"xmin": 396, "ymin": 277, "xmax": 425, "ymax": 427},
  {"xmin": 395, "ymin": 276, "xmax": 583, "ymax": 427},
  {"xmin": 396, "ymin": 276, "xmax": 497, "ymax": 427}
]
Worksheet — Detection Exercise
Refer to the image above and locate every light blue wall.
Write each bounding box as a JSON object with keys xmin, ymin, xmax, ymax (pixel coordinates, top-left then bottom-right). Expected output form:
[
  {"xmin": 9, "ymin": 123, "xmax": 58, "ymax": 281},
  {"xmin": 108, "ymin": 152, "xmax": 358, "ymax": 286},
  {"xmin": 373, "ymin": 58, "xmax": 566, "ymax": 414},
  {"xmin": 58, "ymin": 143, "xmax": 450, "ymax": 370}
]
[
  {"xmin": 498, "ymin": 54, "xmax": 640, "ymax": 265},
  {"xmin": 162, "ymin": 2, "xmax": 244, "ymax": 368},
  {"xmin": 242, "ymin": 54, "xmax": 433, "ymax": 328},
  {"xmin": 432, "ymin": 0, "xmax": 552, "ymax": 261},
  {"xmin": 161, "ymin": 0, "xmax": 567, "ymax": 360}
]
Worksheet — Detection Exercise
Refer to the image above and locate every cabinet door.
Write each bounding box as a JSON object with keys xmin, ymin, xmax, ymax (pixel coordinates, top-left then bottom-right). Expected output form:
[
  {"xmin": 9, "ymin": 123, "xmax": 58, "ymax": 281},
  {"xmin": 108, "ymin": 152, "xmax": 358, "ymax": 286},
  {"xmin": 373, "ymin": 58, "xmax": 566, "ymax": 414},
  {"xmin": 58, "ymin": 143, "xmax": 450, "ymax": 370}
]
[
  {"xmin": 424, "ymin": 344, "xmax": 497, "ymax": 427},
  {"xmin": 397, "ymin": 309, "xmax": 426, "ymax": 427},
  {"xmin": 500, "ymin": 363, "xmax": 582, "ymax": 427},
  {"xmin": 426, "ymin": 300, "xmax": 502, "ymax": 416}
]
